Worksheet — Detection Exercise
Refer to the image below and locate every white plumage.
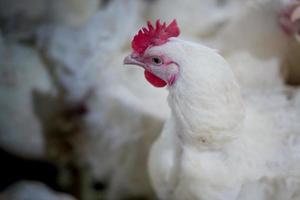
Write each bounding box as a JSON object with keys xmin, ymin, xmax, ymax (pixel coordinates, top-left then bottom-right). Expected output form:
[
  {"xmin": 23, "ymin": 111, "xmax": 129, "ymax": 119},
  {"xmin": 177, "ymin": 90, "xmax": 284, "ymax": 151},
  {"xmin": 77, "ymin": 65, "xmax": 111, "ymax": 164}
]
[{"xmin": 144, "ymin": 38, "xmax": 300, "ymax": 200}]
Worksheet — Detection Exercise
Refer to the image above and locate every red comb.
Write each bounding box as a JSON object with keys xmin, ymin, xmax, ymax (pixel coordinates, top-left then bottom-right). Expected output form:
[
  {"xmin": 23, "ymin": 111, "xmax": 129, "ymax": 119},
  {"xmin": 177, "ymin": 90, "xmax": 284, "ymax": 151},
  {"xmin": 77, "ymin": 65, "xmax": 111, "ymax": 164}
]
[{"xmin": 131, "ymin": 19, "xmax": 180, "ymax": 55}]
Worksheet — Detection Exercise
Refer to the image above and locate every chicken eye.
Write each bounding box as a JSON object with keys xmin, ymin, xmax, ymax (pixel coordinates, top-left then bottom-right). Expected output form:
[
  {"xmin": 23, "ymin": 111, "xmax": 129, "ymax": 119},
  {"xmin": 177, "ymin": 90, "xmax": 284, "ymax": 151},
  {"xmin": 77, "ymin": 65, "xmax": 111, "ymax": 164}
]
[{"xmin": 151, "ymin": 57, "xmax": 163, "ymax": 65}]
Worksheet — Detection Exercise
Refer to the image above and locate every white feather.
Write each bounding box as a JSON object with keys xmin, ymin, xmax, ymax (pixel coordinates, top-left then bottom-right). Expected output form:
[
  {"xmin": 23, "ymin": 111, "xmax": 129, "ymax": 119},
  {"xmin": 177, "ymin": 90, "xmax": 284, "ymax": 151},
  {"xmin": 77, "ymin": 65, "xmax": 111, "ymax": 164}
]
[{"xmin": 148, "ymin": 39, "xmax": 300, "ymax": 200}]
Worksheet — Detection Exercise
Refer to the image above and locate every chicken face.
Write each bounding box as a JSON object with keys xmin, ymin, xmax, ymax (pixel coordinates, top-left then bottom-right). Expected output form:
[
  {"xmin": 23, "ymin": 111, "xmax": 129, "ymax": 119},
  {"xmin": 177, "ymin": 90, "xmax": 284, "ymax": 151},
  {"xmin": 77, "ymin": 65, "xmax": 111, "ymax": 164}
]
[
  {"xmin": 279, "ymin": 0, "xmax": 300, "ymax": 41},
  {"xmin": 124, "ymin": 50, "xmax": 179, "ymax": 88},
  {"xmin": 123, "ymin": 20, "xmax": 180, "ymax": 88}
]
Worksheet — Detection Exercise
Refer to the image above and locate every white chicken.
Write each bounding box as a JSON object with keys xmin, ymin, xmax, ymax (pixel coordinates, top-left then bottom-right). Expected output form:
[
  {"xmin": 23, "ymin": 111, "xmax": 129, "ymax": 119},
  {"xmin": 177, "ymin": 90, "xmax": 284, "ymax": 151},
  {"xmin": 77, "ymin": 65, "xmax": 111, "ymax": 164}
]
[
  {"xmin": 0, "ymin": 33, "xmax": 53, "ymax": 159},
  {"xmin": 124, "ymin": 20, "xmax": 300, "ymax": 200},
  {"xmin": 38, "ymin": 0, "xmax": 168, "ymax": 199},
  {"xmin": 0, "ymin": 0, "xmax": 102, "ymax": 27},
  {"xmin": 213, "ymin": 0, "xmax": 300, "ymax": 85},
  {"xmin": 147, "ymin": 0, "xmax": 235, "ymax": 38}
]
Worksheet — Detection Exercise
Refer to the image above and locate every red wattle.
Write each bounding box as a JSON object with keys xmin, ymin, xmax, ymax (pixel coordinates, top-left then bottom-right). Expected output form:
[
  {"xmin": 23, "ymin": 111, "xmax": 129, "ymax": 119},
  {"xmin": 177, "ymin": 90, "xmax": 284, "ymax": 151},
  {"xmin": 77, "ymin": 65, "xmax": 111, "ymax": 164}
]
[{"xmin": 144, "ymin": 70, "xmax": 167, "ymax": 88}]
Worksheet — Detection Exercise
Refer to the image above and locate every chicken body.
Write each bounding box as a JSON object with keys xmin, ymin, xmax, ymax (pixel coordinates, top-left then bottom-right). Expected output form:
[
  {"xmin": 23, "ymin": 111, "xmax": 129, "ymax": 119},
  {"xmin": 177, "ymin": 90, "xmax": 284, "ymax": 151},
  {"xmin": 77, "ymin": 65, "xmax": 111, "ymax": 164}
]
[{"xmin": 125, "ymin": 38, "xmax": 300, "ymax": 200}]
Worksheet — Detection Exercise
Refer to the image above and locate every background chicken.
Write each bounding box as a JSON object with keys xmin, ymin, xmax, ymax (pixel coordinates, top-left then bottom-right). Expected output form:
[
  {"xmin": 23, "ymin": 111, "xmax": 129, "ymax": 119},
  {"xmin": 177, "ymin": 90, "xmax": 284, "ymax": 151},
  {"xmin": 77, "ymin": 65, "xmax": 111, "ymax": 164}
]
[
  {"xmin": 37, "ymin": 0, "xmax": 168, "ymax": 199},
  {"xmin": 213, "ymin": 0, "xmax": 300, "ymax": 85},
  {"xmin": 146, "ymin": 0, "xmax": 235, "ymax": 39},
  {"xmin": 124, "ymin": 20, "xmax": 300, "ymax": 200},
  {"xmin": 0, "ymin": 33, "xmax": 54, "ymax": 159}
]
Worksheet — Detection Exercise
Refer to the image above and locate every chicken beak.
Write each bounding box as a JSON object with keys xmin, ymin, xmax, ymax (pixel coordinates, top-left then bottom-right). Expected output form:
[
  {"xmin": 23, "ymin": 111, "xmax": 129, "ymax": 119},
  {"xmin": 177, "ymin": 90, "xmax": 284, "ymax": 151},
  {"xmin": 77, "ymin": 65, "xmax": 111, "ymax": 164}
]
[{"xmin": 123, "ymin": 54, "xmax": 145, "ymax": 68}]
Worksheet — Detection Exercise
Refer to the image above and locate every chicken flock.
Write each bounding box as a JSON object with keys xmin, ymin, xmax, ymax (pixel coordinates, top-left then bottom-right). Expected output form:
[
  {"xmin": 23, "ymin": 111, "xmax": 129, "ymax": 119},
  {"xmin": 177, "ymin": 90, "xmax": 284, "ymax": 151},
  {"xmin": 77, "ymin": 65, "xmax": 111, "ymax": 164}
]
[{"xmin": 1, "ymin": 0, "xmax": 300, "ymax": 200}]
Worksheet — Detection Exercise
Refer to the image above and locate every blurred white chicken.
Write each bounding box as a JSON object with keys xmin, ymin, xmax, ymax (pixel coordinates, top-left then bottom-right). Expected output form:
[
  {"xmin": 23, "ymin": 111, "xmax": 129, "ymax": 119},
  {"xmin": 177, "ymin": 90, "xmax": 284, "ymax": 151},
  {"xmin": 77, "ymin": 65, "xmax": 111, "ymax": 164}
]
[
  {"xmin": 213, "ymin": 0, "xmax": 300, "ymax": 85},
  {"xmin": 38, "ymin": 0, "xmax": 169, "ymax": 199},
  {"xmin": 0, "ymin": 0, "xmax": 102, "ymax": 27},
  {"xmin": 0, "ymin": 33, "xmax": 53, "ymax": 159},
  {"xmin": 147, "ymin": 0, "xmax": 236, "ymax": 38},
  {"xmin": 124, "ymin": 20, "xmax": 300, "ymax": 200}
]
